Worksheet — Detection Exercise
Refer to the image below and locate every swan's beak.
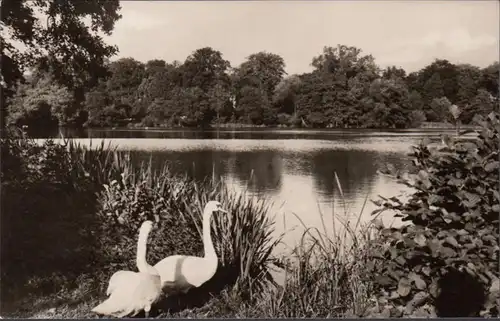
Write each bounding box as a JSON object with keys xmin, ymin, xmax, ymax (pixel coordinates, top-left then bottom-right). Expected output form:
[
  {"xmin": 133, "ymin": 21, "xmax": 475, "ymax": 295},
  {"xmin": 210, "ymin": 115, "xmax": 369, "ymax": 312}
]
[{"xmin": 218, "ymin": 207, "xmax": 228, "ymax": 213}]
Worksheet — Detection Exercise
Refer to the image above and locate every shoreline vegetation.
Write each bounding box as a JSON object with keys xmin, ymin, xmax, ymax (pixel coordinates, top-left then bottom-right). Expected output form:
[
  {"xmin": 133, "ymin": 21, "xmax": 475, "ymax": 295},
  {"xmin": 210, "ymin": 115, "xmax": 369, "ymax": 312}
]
[
  {"xmin": 2, "ymin": 2, "xmax": 498, "ymax": 318},
  {"xmin": 4, "ymin": 45, "xmax": 498, "ymax": 134},
  {"xmin": 114, "ymin": 121, "xmax": 481, "ymax": 130},
  {"xmin": 1, "ymin": 109, "xmax": 498, "ymax": 318}
]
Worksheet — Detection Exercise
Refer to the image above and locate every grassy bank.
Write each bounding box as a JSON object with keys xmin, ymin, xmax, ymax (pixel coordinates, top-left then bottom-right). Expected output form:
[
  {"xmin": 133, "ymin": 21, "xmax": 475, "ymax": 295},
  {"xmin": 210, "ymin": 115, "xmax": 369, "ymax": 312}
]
[
  {"xmin": 1, "ymin": 130, "xmax": 279, "ymax": 316},
  {"xmin": 1, "ymin": 129, "xmax": 377, "ymax": 318},
  {"xmin": 2, "ymin": 111, "xmax": 498, "ymax": 318}
]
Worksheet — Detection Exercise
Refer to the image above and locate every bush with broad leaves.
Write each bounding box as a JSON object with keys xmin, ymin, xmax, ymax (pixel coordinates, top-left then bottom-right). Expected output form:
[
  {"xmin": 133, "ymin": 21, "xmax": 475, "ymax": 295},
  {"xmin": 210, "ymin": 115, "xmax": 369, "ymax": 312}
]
[{"xmin": 365, "ymin": 110, "xmax": 499, "ymax": 317}]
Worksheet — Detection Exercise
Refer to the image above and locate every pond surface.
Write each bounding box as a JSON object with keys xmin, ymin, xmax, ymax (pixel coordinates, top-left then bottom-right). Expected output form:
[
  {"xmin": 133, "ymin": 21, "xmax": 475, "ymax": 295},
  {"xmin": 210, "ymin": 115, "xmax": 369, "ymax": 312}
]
[{"xmin": 38, "ymin": 127, "xmax": 462, "ymax": 252}]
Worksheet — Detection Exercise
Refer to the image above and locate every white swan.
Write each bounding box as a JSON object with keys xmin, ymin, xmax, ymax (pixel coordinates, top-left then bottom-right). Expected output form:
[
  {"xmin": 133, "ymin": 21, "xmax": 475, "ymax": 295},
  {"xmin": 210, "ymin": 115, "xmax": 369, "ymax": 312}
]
[
  {"xmin": 92, "ymin": 221, "xmax": 162, "ymax": 318},
  {"xmin": 153, "ymin": 200, "xmax": 228, "ymax": 294}
]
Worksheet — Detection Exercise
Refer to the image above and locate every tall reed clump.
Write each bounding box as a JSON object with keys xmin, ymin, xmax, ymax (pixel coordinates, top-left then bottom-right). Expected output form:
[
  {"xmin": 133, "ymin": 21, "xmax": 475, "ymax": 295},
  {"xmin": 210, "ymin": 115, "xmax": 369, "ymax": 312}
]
[
  {"xmin": 92, "ymin": 158, "xmax": 281, "ymax": 311},
  {"xmin": 232, "ymin": 174, "xmax": 380, "ymax": 318}
]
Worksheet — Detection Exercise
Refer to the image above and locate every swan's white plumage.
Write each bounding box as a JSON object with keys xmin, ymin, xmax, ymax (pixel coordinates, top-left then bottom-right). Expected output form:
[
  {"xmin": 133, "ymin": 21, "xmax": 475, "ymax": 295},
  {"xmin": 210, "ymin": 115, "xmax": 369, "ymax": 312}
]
[
  {"xmin": 92, "ymin": 221, "xmax": 162, "ymax": 318},
  {"xmin": 153, "ymin": 201, "xmax": 227, "ymax": 294},
  {"xmin": 154, "ymin": 254, "xmax": 217, "ymax": 292},
  {"xmin": 92, "ymin": 273, "xmax": 161, "ymax": 317},
  {"xmin": 106, "ymin": 270, "xmax": 136, "ymax": 296}
]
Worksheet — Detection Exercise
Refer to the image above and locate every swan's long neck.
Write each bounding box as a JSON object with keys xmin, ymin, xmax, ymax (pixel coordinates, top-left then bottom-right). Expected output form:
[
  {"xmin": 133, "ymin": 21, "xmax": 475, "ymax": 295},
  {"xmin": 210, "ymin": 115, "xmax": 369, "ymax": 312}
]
[
  {"xmin": 136, "ymin": 225, "xmax": 158, "ymax": 275},
  {"xmin": 202, "ymin": 209, "xmax": 217, "ymax": 261}
]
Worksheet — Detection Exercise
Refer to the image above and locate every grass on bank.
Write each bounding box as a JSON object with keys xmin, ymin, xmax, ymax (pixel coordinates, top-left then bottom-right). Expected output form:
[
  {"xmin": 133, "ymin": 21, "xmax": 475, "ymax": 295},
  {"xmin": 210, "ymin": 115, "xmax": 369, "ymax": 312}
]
[
  {"xmin": 1, "ymin": 130, "xmax": 378, "ymax": 318},
  {"xmin": 6, "ymin": 192, "xmax": 378, "ymax": 319},
  {"xmin": 1, "ymin": 131, "xmax": 378, "ymax": 317}
]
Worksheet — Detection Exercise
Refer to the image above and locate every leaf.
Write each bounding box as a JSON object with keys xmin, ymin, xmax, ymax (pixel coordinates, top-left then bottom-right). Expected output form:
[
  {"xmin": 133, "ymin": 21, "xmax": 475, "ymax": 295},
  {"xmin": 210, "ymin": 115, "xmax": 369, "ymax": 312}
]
[
  {"xmin": 395, "ymin": 255, "xmax": 406, "ymax": 266},
  {"xmin": 490, "ymin": 278, "xmax": 499, "ymax": 293},
  {"xmin": 429, "ymin": 280, "xmax": 440, "ymax": 298},
  {"xmin": 422, "ymin": 266, "xmax": 431, "ymax": 276},
  {"xmin": 462, "ymin": 192, "xmax": 481, "ymax": 208},
  {"xmin": 485, "ymin": 161, "xmax": 499, "ymax": 172},
  {"xmin": 405, "ymin": 291, "xmax": 429, "ymax": 316},
  {"xmin": 375, "ymin": 275, "xmax": 393, "ymax": 286},
  {"xmin": 444, "ymin": 236, "xmax": 459, "ymax": 248},
  {"xmin": 392, "ymin": 231, "xmax": 403, "ymax": 240},
  {"xmin": 417, "ymin": 170, "xmax": 432, "ymax": 188},
  {"xmin": 389, "ymin": 291, "xmax": 400, "ymax": 299},
  {"xmin": 411, "ymin": 274, "xmax": 427, "ymax": 290},
  {"xmin": 441, "ymin": 246, "xmax": 457, "ymax": 258},
  {"xmin": 428, "ymin": 194, "xmax": 443, "ymax": 205},
  {"xmin": 381, "ymin": 307, "xmax": 391, "ymax": 318},
  {"xmin": 414, "ymin": 234, "xmax": 426, "ymax": 247},
  {"xmin": 397, "ymin": 277, "xmax": 412, "ymax": 297}
]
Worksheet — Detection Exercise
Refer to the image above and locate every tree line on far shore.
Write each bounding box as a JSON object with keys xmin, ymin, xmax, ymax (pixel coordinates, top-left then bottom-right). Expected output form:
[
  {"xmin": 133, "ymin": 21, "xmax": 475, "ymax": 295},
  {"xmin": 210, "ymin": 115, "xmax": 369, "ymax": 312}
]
[{"xmin": 3, "ymin": 2, "xmax": 498, "ymax": 130}]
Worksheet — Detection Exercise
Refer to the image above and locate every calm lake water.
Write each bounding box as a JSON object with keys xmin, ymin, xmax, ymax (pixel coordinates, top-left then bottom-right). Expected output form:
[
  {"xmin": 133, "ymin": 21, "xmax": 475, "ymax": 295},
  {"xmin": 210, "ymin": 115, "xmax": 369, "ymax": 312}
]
[{"xmin": 38, "ymin": 127, "xmax": 459, "ymax": 252}]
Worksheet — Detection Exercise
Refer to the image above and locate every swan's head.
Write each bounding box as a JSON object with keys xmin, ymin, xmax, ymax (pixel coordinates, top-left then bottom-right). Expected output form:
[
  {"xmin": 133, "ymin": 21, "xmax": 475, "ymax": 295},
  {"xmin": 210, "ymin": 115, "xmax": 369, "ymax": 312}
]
[
  {"xmin": 204, "ymin": 200, "xmax": 227, "ymax": 214},
  {"xmin": 140, "ymin": 220, "xmax": 155, "ymax": 235}
]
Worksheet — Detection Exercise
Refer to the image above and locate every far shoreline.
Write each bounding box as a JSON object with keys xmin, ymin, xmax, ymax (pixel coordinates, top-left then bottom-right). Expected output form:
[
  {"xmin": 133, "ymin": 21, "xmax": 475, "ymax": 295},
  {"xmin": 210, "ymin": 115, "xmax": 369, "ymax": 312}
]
[{"xmin": 79, "ymin": 121, "xmax": 479, "ymax": 132}]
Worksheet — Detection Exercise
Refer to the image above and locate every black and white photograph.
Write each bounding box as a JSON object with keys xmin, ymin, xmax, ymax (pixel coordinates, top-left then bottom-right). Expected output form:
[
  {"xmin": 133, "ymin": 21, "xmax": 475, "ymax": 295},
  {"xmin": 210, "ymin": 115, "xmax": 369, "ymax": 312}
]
[{"xmin": 1, "ymin": 0, "xmax": 499, "ymax": 318}]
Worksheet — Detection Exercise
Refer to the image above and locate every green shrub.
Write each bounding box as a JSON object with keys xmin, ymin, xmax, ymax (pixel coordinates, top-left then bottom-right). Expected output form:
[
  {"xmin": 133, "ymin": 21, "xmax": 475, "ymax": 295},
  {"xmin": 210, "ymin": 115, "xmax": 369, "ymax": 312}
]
[{"xmin": 367, "ymin": 111, "xmax": 499, "ymax": 317}]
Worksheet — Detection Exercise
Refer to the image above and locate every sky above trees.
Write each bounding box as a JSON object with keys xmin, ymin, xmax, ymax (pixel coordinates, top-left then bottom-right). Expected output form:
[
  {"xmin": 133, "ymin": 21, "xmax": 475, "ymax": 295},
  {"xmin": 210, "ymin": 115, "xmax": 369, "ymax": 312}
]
[{"xmin": 104, "ymin": 1, "xmax": 499, "ymax": 75}]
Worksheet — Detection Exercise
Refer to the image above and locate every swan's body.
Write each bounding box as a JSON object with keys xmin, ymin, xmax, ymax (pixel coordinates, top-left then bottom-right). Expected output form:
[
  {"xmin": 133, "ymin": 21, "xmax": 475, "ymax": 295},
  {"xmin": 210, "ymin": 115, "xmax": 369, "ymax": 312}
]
[
  {"xmin": 92, "ymin": 221, "xmax": 162, "ymax": 318},
  {"xmin": 154, "ymin": 201, "xmax": 227, "ymax": 294},
  {"xmin": 106, "ymin": 270, "xmax": 135, "ymax": 296}
]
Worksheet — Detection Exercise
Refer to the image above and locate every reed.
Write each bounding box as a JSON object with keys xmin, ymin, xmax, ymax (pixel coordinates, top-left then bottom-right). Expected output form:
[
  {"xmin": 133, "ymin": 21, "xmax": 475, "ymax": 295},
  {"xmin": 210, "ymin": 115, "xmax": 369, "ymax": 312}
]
[
  {"xmin": 53, "ymin": 139, "xmax": 283, "ymax": 310},
  {"xmin": 1, "ymin": 131, "xmax": 376, "ymax": 318},
  {"xmin": 243, "ymin": 172, "xmax": 379, "ymax": 317}
]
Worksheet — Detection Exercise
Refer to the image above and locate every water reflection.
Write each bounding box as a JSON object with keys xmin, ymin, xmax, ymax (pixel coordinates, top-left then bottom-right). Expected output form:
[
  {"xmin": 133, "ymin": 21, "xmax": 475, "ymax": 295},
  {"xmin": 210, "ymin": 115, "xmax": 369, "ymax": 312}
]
[
  {"xmin": 44, "ymin": 126, "xmax": 460, "ymax": 141},
  {"xmin": 231, "ymin": 151, "xmax": 283, "ymax": 196},
  {"xmin": 33, "ymin": 128, "xmax": 444, "ymax": 250}
]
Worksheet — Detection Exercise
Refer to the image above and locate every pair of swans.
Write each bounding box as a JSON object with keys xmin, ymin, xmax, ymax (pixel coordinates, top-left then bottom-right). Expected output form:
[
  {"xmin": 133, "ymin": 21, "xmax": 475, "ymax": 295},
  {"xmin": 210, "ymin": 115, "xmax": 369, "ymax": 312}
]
[{"xmin": 92, "ymin": 200, "xmax": 227, "ymax": 318}]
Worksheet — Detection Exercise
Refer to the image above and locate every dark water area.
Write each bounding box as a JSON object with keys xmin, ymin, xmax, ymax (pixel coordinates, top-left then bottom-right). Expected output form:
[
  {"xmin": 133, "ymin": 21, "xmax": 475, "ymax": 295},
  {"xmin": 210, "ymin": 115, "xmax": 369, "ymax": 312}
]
[
  {"xmin": 35, "ymin": 127, "xmax": 457, "ymax": 249},
  {"xmin": 42, "ymin": 126, "xmax": 454, "ymax": 141}
]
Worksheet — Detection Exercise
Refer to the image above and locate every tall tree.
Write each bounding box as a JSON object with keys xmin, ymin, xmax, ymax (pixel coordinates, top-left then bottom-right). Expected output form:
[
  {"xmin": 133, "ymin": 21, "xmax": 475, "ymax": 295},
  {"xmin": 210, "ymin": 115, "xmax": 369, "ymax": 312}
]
[
  {"xmin": 461, "ymin": 89, "xmax": 497, "ymax": 124},
  {"xmin": 106, "ymin": 58, "xmax": 146, "ymax": 117},
  {"xmin": 7, "ymin": 73, "xmax": 76, "ymax": 129},
  {"xmin": 236, "ymin": 86, "xmax": 272, "ymax": 125},
  {"xmin": 233, "ymin": 52, "xmax": 286, "ymax": 124},
  {"xmin": 360, "ymin": 78, "xmax": 413, "ymax": 129},
  {"xmin": 137, "ymin": 61, "xmax": 183, "ymax": 121},
  {"xmin": 84, "ymin": 81, "xmax": 114, "ymax": 127},
  {"xmin": 430, "ymin": 96, "xmax": 453, "ymax": 123},
  {"xmin": 408, "ymin": 59, "xmax": 460, "ymax": 105},
  {"xmin": 181, "ymin": 47, "xmax": 231, "ymax": 92},
  {"xmin": 382, "ymin": 66, "xmax": 407, "ymax": 80},
  {"xmin": 455, "ymin": 64, "xmax": 482, "ymax": 107},
  {"xmin": 422, "ymin": 73, "xmax": 445, "ymax": 121},
  {"xmin": 234, "ymin": 52, "xmax": 286, "ymax": 99},
  {"xmin": 1, "ymin": 0, "xmax": 122, "ymax": 128},
  {"xmin": 273, "ymin": 75, "xmax": 302, "ymax": 115},
  {"xmin": 311, "ymin": 45, "xmax": 379, "ymax": 87},
  {"xmin": 479, "ymin": 62, "xmax": 499, "ymax": 98}
]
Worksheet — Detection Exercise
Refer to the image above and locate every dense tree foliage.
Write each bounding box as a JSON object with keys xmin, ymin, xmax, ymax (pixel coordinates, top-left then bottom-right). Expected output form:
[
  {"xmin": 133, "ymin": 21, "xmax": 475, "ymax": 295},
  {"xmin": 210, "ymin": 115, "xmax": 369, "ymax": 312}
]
[
  {"xmin": 1, "ymin": 0, "xmax": 122, "ymax": 129},
  {"xmin": 5, "ymin": 37, "xmax": 498, "ymax": 129}
]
